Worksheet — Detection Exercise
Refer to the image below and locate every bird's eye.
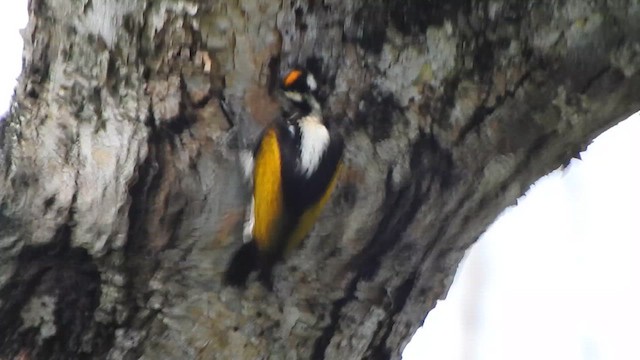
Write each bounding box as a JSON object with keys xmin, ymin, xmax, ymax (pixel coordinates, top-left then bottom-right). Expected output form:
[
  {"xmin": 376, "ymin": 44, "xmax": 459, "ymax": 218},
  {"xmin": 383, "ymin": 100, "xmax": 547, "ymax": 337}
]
[{"xmin": 284, "ymin": 70, "xmax": 303, "ymax": 87}]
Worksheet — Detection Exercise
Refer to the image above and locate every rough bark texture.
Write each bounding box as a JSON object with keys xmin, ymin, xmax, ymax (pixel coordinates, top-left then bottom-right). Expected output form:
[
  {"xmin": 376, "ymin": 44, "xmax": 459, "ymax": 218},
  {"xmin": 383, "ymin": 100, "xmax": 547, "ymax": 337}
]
[{"xmin": 1, "ymin": 0, "xmax": 639, "ymax": 359}]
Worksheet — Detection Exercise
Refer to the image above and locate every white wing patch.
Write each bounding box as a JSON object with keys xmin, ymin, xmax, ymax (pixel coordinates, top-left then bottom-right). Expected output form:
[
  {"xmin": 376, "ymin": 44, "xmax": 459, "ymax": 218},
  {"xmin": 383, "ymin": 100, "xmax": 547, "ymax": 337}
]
[
  {"xmin": 243, "ymin": 196, "xmax": 255, "ymax": 243},
  {"xmin": 239, "ymin": 150, "xmax": 254, "ymax": 184},
  {"xmin": 241, "ymin": 149, "xmax": 255, "ymax": 242},
  {"xmin": 298, "ymin": 115, "xmax": 330, "ymax": 177}
]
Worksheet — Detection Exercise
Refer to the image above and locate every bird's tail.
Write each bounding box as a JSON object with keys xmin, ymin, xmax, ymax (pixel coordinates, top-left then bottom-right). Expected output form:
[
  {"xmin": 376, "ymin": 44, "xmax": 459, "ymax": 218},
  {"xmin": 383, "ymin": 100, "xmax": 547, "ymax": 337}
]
[{"xmin": 224, "ymin": 241, "xmax": 259, "ymax": 287}]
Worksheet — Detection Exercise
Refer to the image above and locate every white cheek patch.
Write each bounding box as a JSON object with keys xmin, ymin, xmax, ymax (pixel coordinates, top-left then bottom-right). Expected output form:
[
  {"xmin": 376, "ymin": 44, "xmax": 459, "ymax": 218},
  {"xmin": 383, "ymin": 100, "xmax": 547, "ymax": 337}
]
[
  {"xmin": 298, "ymin": 116, "xmax": 330, "ymax": 177},
  {"xmin": 285, "ymin": 91, "xmax": 303, "ymax": 102},
  {"xmin": 306, "ymin": 74, "xmax": 317, "ymax": 91}
]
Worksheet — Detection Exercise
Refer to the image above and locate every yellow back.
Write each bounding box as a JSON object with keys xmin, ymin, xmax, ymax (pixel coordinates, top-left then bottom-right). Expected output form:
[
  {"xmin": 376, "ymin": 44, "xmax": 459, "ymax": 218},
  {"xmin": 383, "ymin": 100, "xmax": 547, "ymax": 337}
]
[{"xmin": 252, "ymin": 128, "xmax": 284, "ymax": 252}]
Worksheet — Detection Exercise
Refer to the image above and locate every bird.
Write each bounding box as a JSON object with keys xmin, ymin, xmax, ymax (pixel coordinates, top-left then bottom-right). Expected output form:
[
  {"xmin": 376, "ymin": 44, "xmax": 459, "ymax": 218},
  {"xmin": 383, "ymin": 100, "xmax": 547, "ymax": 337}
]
[{"xmin": 224, "ymin": 67, "xmax": 344, "ymax": 288}]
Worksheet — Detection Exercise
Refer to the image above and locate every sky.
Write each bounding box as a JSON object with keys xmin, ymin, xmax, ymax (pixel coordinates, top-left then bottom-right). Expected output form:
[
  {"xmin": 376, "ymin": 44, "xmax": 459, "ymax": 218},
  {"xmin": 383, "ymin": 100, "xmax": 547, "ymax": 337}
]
[
  {"xmin": 0, "ymin": 2, "xmax": 26, "ymax": 115},
  {"xmin": 1, "ymin": 2, "xmax": 639, "ymax": 360},
  {"xmin": 404, "ymin": 112, "xmax": 640, "ymax": 360}
]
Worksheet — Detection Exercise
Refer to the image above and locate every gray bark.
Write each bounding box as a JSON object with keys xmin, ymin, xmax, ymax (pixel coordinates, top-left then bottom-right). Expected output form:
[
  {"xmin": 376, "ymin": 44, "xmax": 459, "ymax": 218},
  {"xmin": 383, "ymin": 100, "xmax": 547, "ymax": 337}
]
[{"xmin": 1, "ymin": 0, "xmax": 639, "ymax": 359}]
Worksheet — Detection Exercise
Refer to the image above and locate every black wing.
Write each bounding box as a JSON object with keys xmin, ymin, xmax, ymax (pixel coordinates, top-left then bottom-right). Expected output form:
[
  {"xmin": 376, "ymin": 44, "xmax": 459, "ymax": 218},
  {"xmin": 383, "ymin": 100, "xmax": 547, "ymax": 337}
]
[{"xmin": 279, "ymin": 123, "xmax": 344, "ymax": 217}]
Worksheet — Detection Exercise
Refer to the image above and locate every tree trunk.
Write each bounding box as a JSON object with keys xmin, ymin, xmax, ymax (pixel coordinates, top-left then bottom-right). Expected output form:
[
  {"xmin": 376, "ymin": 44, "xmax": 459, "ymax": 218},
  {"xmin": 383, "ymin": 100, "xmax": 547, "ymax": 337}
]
[{"xmin": 1, "ymin": 0, "xmax": 639, "ymax": 359}]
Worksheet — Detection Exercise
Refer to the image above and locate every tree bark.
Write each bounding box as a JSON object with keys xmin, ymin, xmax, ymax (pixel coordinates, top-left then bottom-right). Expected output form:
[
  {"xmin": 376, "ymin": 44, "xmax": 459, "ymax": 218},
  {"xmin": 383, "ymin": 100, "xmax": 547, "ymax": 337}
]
[{"xmin": 1, "ymin": 0, "xmax": 639, "ymax": 359}]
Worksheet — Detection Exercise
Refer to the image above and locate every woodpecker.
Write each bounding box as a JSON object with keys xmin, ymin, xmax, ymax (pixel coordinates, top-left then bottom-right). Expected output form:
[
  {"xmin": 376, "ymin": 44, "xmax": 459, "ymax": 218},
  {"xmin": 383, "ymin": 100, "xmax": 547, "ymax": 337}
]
[{"xmin": 224, "ymin": 68, "xmax": 344, "ymax": 288}]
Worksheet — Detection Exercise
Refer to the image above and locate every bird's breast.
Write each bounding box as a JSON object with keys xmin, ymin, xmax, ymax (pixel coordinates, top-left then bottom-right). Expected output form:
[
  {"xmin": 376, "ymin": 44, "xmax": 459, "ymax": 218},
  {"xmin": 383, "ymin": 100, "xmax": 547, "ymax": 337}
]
[{"xmin": 297, "ymin": 116, "xmax": 330, "ymax": 178}]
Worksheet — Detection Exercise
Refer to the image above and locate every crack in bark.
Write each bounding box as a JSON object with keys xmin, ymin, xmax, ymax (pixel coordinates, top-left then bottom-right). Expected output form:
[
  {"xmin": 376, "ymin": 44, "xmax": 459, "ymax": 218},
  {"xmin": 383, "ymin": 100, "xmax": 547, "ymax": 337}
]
[
  {"xmin": 456, "ymin": 68, "xmax": 534, "ymax": 144},
  {"xmin": 0, "ymin": 194, "xmax": 104, "ymax": 359},
  {"xmin": 311, "ymin": 273, "xmax": 358, "ymax": 360},
  {"xmin": 578, "ymin": 65, "xmax": 612, "ymax": 94},
  {"xmin": 120, "ymin": 134, "xmax": 160, "ymax": 352},
  {"xmin": 312, "ymin": 172, "xmax": 425, "ymax": 360},
  {"xmin": 365, "ymin": 273, "xmax": 417, "ymax": 359}
]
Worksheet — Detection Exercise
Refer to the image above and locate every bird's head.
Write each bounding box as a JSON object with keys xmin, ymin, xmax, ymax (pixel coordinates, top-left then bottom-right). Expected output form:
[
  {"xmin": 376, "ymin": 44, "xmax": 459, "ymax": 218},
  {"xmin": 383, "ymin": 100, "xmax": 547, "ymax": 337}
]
[{"xmin": 281, "ymin": 68, "xmax": 319, "ymax": 113}]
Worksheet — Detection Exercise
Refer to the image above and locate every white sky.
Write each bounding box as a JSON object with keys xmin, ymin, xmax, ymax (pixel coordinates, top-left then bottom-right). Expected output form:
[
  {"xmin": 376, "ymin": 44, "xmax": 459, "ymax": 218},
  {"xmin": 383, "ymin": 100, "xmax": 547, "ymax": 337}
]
[
  {"xmin": 0, "ymin": 2, "xmax": 26, "ymax": 115},
  {"xmin": 1, "ymin": 2, "xmax": 638, "ymax": 360},
  {"xmin": 404, "ymin": 115, "xmax": 640, "ymax": 360}
]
